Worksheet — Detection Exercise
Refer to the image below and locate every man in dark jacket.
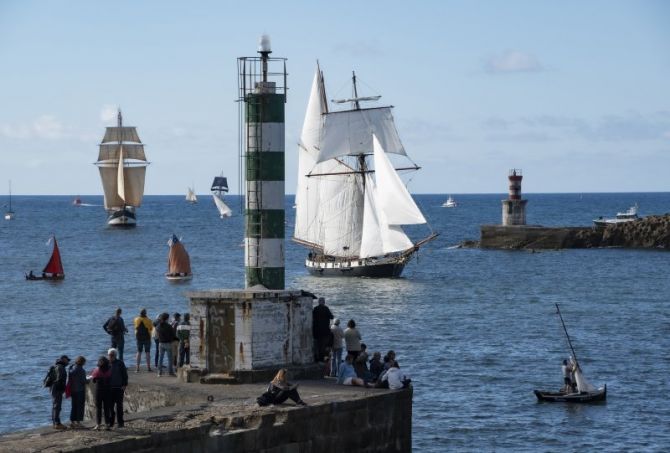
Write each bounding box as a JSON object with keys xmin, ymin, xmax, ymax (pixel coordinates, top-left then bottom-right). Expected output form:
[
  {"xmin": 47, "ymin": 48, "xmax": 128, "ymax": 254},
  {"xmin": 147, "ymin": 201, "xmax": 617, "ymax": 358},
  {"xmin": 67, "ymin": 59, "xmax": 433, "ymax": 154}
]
[
  {"xmin": 156, "ymin": 313, "xmax": 176, "ymax": 376},
  {"xmin": 104, "ymin": 307, "xmax": 128, "ymax": 361},
  {"xmin": 107, "ymin": 348, "xmax": 128, "ymax": 428},
  {"xmin": 312, "ymin": 297, "xmax": 333, "ymax": 362},
  {"xmin": 50, "ymin": 355, "xmax": 70, "ymax": 429}
]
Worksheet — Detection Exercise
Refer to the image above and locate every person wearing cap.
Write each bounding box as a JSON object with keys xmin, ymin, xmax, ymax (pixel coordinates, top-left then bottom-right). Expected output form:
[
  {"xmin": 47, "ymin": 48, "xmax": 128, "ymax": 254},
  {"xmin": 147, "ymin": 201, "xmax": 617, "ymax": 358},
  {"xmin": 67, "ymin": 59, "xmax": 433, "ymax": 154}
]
[
  {"xmin": 330, "ymin": 318, "xmax": 344, "ymax": 377},
  {"xmin": 50, "ymin": 355, "xmax": 70, "ymax": 429},
  {"xmin": 312, "ymin": 297, "xmax": 333, "ymax": 362},
  {"xmin": 107, "ymin": 348, "xmax": 128, "ymax": 428}
]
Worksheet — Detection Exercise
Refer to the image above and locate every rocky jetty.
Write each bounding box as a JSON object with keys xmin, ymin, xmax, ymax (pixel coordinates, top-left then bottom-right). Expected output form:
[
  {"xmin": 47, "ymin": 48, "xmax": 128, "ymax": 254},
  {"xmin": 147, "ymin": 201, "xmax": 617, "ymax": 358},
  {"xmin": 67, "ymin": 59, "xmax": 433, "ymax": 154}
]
[{"xmin": 478, "ymin": 214, "xmax": 670, "ymax": 250}]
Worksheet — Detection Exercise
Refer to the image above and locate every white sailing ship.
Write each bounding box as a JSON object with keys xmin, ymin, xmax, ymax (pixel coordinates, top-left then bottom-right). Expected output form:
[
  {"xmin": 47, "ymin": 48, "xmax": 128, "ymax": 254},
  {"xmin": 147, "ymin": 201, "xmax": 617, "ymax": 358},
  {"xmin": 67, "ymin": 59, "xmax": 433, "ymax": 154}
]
[
  {"xmin": 211, "ymin": 175, "xmax": 232, "ymax": 218},
  {"xmin": 293, "ymin": 65, "xmax": 437, "ymax": 277},
  {"xmin": 94, "ymin": 110, "xmax": 149, "ymax": 226},
  {"xmin": 186, "ymin": 186, "xmax": 198, "ymax": 203}
]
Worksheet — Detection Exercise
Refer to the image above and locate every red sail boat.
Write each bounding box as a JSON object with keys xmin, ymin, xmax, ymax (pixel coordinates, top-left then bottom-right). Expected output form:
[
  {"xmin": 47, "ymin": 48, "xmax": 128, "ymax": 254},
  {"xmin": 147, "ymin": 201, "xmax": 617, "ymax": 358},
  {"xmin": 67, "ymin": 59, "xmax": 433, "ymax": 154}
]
[{"xmin": 26, "ymin": 236, "xmax": 65, "ymax": 280}]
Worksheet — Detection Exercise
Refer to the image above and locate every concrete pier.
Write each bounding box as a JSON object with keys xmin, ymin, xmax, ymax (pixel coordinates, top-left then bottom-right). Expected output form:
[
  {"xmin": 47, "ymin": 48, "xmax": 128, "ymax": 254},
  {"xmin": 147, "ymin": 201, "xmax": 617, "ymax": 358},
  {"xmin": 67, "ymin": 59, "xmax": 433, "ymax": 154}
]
[{"xmin": 0, "ymin": 373, "xmax": 412, "ymax": 452}]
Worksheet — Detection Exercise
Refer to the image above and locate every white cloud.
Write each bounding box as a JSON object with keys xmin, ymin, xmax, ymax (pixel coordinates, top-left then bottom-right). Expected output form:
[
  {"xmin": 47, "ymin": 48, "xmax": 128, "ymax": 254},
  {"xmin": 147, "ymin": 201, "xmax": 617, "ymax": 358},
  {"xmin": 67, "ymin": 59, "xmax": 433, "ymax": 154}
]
[
  {"xmin": 485, "ymin": 50, "xmax": 543, "ymax": 74},
  {"xmin": 100, "ymin": 104, "xmax": 118, "ymax": 123},
  {"xmin": 33, "ymin": 115, "xmax": 64, "ymax": 139}
]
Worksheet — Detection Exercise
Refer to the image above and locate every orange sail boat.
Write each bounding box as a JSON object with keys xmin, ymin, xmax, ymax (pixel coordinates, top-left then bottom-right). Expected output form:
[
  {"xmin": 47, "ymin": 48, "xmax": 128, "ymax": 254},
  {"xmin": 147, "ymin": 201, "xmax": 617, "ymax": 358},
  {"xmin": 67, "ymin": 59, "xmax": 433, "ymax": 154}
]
[
  {"xmin": 26, "ymin": 236, "xmax": 65, "ymax": 280},
  {"xmin": 165, "ymin": 234, "xmax": 192, "ymax": 281}
]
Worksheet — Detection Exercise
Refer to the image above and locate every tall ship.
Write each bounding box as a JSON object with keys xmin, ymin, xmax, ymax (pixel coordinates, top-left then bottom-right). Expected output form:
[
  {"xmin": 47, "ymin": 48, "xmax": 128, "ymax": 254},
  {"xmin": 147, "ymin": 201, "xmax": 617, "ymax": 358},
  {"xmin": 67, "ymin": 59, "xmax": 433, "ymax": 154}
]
[
  {"xmin": 95, "ymin": 110, "xmax": 149, "ymax": 226},
  {"xmin": 293, "ymin": 65, "xmax": 437, "ymax": 277},
  {"xmin": 211, "ymin": 174, "xmax": 232, "ymax": 218}
]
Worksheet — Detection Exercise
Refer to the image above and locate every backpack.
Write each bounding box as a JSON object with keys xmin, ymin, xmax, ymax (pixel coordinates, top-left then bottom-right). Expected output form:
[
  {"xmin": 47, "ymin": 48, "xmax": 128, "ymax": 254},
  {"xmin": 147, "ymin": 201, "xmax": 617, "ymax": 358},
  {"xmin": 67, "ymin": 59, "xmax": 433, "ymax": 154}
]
[
  {"xmin": 136, "ymin": 319, "xmax": 150, "ymax": 341},
  {"xmin": 43, "ymin": 365, "xmax": 56, "ymax": 388},
  {"xmin": 105, "ymin": 317, "xmax": 119, "ymax": 335}
]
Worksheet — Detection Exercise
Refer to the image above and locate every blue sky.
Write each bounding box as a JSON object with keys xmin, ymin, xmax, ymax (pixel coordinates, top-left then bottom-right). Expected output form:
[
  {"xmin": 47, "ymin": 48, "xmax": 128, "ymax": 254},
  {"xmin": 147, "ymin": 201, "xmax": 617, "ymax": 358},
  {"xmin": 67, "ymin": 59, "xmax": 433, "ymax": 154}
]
[{"xmin": 1, "ymin": 0, "xmax": 668, "ymax": 195}]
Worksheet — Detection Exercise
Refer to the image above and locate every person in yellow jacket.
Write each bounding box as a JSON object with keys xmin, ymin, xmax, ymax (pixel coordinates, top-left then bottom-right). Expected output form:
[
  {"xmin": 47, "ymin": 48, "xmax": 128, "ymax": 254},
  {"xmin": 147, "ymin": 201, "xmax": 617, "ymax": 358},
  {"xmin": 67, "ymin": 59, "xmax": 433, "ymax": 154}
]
[{"xmin": 133, "ymin": 308, "xmax": 154, "ymax": 373}]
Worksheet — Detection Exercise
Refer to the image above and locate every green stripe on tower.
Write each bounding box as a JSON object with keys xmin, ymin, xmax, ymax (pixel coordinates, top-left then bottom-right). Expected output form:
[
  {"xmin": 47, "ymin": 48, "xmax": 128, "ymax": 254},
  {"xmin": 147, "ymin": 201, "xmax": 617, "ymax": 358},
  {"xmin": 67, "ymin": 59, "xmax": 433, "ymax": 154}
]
[{"xmin": 244, "ymin": 88, "xmax": 285, "ymax": 290}]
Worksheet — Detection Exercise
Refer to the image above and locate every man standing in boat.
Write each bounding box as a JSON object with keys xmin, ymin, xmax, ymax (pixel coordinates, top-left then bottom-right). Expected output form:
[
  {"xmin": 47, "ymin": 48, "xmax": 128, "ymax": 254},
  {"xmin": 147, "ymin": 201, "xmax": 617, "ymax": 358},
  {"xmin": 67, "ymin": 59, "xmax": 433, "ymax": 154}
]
[
  {"xmin": 562, "ymin": 359, "xmax": 576, "ymax": 393},
  {"xmin": 103, "ymin": 308, "xmax": 128, "ymax": 361}
]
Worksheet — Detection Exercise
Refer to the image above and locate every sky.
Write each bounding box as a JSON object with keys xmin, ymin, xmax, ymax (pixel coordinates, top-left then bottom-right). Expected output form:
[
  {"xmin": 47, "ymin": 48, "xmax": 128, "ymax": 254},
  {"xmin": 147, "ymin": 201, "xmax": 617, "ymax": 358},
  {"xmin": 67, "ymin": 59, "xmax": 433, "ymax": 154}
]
[{"xmin": 0, "ymin": 0, "xmax": 669, "ymax": 195}]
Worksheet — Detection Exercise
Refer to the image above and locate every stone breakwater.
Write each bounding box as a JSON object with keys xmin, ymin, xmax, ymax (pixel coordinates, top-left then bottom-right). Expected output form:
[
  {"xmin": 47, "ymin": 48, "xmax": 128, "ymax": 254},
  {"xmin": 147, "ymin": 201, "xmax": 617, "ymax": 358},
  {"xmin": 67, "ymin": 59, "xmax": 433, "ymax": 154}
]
[
  {"xmin": 478, "ymin": 214, "xmax": 670, "ymax": 250},
  {"xmin": 0, "ymin": 373, "xmax": 412, "ymax": 453}
]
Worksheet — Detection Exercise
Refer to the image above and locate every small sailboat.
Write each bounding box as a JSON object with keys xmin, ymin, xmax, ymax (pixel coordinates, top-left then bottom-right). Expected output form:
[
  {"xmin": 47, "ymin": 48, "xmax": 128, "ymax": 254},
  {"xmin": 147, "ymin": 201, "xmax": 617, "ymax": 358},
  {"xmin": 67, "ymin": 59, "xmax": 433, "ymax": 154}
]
[
  {"xmin": 4, "ymin": 181, "xmax": 15, "ymax": 220},
  {"xmin": 534, "ymin": 304, "xmax": 606, "ymax": 403},
  {"xmin": 26, "ymin": 236, "xmax": 65, "ymax": 280},
  {"xmin": 211, "ymin": 175, "xmax": 232, "ymax": 218},
  {"xmin": 442, "ymin": 196, "xmax": 457, "ymax": 208},
  {"xmin": 94, "ymin": 109, "xmax": 149, "ymax": 226},
  {"xmin": 166, "ymin": 234, "xmax": 192, "ymax": 281},
  {"xmin": 186, "ymin": 186, "xmax": 198, "ymax": 204}
]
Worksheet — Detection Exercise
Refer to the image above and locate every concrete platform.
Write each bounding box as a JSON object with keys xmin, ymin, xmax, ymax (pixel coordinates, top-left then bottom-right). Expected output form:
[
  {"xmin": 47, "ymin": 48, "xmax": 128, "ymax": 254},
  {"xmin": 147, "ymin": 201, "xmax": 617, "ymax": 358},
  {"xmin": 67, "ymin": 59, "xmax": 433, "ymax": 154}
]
[{"xmin": 0, "ymin": 372, "xmax": 412, "ymax": 452}]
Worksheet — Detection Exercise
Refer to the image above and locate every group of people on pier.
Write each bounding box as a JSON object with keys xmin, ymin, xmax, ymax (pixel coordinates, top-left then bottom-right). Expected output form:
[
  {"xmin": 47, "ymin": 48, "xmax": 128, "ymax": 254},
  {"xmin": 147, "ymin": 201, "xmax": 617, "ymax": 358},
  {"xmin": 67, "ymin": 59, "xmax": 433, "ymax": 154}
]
[
  {"xmin": 45, "ymin": 306, "xmax": 191, "ymax": 430},
  {"xmin": 312, "ymin": 297, "xmax": 411, "ymax": 390}
]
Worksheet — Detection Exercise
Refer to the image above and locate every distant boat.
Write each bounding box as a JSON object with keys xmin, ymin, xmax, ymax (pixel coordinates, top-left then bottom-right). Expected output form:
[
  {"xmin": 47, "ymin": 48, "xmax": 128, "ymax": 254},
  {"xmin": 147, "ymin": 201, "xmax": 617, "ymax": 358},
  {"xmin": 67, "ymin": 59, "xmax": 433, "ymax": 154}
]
[
  {"xmin": 4, "ymin": 180, "xmax": 15, "ymax": 220},
  {"xmin": 73, "ymin": 196, "xmax": 82, "ymax": 206},
  {"xmin": 166, "ymin": 234, "xmax": 192, "ymax": 281},
  {"xmin": 94, "ymin": 109, "xmax": 149, "ymax": 227},
  {"xmin": 593, "ymin": 204, "xmax": 640, "ymax": 228},
  {"xmin": 211, "ymin": 175, "xmax": 231, "ymax": 218},
  {"xmin": 293, "ymin": 65, "xmax": 437, "ymax": 277},
  {"xmin": 534, "ymin": 304, "xmax": 606, "ymax": 403},
  {"xmin": 26, "ymin": 236, "xmax": 64, "ymax": 281},
  {"xmin": 186, "ymin": 186, "xmax": 198, "ymax": 204},
  {"xmin": 442, "ymin": 196, "xmax": 457, "ymax": 208}
]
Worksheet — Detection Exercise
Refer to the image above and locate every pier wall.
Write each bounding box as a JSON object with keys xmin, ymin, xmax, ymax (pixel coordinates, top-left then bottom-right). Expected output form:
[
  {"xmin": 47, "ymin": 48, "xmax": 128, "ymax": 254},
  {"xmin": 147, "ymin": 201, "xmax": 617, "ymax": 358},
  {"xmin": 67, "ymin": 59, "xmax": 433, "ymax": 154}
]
[{"xmin": 480, "ymin": 225, "xmax": 592, "ymax": 249}]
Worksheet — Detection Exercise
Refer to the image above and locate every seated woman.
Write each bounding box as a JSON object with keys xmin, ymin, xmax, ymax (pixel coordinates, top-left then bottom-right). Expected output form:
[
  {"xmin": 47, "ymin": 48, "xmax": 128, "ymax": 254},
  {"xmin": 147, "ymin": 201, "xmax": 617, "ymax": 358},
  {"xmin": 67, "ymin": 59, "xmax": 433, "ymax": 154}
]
[
  {"xmin": 337, "ymin": 354, "xmax": 369, "ymax": 387},
  {"xmin": 378, "ymin": 360, "xmax": 411, "ymax": 390},
  {"xmin": 258, "ymin": 369, "xmax": 307, "ymax": 406}
]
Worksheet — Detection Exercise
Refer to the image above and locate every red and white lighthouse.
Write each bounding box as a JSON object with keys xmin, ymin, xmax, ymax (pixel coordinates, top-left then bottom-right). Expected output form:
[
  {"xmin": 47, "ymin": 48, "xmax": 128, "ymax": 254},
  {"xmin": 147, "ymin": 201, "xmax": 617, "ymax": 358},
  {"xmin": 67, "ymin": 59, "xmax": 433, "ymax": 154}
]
[{"xmin": 502, "ymin": 169, "xmax": 527, "ymax": 225}]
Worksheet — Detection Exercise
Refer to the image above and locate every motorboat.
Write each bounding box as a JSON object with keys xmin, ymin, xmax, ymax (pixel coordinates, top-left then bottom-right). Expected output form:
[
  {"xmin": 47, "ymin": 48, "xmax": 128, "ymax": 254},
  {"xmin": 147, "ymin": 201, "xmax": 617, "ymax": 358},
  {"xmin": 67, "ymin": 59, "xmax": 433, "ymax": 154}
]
[
  {"xmin": 593, "ymin": 204, "xmax": 639, "ymax": 228},
  {"xmin": 442, "ymin": 196, "xmax": 457, "ymax": 208}
]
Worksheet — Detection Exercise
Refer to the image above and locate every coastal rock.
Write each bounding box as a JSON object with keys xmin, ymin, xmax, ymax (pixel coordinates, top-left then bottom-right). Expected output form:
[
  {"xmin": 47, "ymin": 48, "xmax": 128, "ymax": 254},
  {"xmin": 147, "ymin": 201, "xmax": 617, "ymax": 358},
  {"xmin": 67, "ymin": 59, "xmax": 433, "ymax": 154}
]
[{"xmin": 479, "ymin": 214, "xmax": 670, "ymax": 250}]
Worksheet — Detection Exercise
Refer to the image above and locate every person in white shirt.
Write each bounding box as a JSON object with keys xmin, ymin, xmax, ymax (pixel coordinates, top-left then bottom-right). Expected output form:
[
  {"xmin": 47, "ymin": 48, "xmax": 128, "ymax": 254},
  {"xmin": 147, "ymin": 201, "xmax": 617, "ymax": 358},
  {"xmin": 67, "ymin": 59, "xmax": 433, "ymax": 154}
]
[{"xmin": 379, "ymin": 360, "xmax": 410, "ymax": 390}]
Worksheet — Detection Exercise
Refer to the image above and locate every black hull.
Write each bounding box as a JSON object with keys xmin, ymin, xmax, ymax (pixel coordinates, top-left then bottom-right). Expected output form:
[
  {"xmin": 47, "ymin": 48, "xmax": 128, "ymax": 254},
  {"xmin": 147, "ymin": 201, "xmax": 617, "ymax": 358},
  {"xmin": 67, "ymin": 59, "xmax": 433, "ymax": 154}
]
[
  {"xmin": 26, "ymin": 275, "xmax": 64, "ymax": 281},
  {"xmin": 534, "ymin": 385, "xmax": 606, "ymax": 403},
  {"xmin": 306, "ymin": 261, "xmax": 406, "ymax": 278},
  {"xmin": 107, "ymin": 207, "xmax": 137, "ymax": 227}
]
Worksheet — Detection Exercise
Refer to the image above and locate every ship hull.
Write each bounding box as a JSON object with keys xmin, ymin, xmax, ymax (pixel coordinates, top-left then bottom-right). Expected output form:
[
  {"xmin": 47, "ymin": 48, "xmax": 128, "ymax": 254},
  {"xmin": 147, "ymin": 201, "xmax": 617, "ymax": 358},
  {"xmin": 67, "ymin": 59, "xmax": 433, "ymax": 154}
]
[
  {"xmin": 305, "ymin": 256, "xmax": 407, "ymax": 278},
  {"xmin": 107, "ymin": 207, "xmax": 137, "ymax": 227}
]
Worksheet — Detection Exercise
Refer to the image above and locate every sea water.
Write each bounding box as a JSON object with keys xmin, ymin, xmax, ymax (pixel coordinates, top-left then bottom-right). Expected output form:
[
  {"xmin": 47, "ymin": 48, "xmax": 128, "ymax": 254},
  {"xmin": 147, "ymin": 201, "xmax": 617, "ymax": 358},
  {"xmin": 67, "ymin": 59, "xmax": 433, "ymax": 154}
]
[{"xmin": 1, "ymin": 193, "xmax": 669, "ymax": 451}]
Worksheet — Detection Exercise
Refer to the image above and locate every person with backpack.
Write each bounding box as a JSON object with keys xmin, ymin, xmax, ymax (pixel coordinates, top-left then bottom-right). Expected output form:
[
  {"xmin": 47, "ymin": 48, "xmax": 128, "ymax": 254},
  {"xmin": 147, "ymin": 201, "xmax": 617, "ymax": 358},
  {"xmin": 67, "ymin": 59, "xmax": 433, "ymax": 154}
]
[
  {"xmin": 45, "ymin": 355, "xmax": 70, "ymax": 429},
  {"xmin": 176, "ymin": 313, "xmax": 191, "ymax": 368},
  {"xmin": 103, "ymin": 307, "xmax": 128, "ymax": 361},
  {"xmin": 133, "ymin": 308, "xmax": 153, "ymax": 373}
]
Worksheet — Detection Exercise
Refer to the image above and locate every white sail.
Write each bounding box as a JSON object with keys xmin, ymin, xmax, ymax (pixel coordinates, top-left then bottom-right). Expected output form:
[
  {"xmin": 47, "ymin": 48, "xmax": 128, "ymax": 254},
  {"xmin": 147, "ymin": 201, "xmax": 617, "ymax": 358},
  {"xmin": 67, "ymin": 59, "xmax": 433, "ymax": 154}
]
[
  {"xmin": 102, "ymin": 126, "xmax": 142, "ymax": 144},
  {"xmin": 99, "ymin": 165, "xmax": 146, "ymax": 209},
  {"xmin": 372, "ymin": 134, "xmax": 426, "ymax": 225},
  {"xmin": 212, "ymin": 193, "xmax": 232, "ymax": 217},
  {"xmin": 317, "ymin": 107, "xmax": 406, "ymax": 164},
  {"xmin": 98, "ymin": 144, "xmax": 146, "ymax": 162},
  {"xmin": 186, "ymin": 187, "xmax": 197, "ymax": 203},
  {"xmin": 321, "ymin": 172, "xmax": 364, "ymax": 257},
  {"xmin": 573, "ymin": 366, "xmax": 597, "ymax": 393},
  {"xmin": 117, "ymin": 146, "xmax": 126, "ymax": 201},
  {"xmin": 359, "ymin": 173, "xmax": 384, "ymax": 258}
]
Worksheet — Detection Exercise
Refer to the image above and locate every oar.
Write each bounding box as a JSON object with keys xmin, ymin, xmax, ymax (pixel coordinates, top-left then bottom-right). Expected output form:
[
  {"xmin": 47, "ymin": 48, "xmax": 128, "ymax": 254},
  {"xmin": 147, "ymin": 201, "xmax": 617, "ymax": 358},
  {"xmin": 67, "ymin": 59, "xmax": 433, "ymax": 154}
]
[{"xmin": 555, "ymin": 303, "xmax": 580, "ymax": 369}]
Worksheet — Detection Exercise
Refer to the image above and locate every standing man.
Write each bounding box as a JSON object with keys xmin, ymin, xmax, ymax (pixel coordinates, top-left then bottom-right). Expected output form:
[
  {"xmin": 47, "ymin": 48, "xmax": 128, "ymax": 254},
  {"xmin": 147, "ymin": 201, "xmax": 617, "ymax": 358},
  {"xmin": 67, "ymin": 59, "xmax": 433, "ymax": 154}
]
[
  {"xmin": 177, "ymin": 313, "xmax": 191, "ymax": 368},
  {"xmin": 103, "ymin": 308, "xmax": 128, "ymax": 361},
  {"xmin": 170, "ymin": 313, "xmax": 181, "ymax": 368},
  {"xmin": 156, "ymin": 313, "xmax": 176, "ymax": 376},
  {"xmin": 49, "ymin": 355, "xmax": 70, "ymax": 429},
  {"xmin": 312, "ymin": 297, "xmax": 333, "ymax": 362},
  {"xmin": 107, "ymin": 348, "xmax": 128, "ymax": 429},
  {"xmin": 330, "ymin": 319, "xmax": 344, "ymax": 377},
  {"xmin": 133, "ymin": 308, "xmax": 153, "ymax": 373}
]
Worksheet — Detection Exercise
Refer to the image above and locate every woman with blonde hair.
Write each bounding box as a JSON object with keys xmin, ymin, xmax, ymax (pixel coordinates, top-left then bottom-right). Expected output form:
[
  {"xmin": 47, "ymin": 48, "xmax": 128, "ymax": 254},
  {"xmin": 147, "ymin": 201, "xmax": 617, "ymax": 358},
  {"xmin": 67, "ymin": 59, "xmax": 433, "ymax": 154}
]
[{"xmin": 257, "ymin": 369, "xmax": 307, "ymax": 406}]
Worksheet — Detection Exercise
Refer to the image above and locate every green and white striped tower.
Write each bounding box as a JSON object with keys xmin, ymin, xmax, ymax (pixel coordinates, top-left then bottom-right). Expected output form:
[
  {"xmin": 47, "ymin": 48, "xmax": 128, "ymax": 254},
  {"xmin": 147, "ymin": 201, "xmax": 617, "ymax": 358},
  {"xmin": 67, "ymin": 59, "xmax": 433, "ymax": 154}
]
[{"xmin": 238, "ymin": 35, "xmax": 287, "ymax": 289}]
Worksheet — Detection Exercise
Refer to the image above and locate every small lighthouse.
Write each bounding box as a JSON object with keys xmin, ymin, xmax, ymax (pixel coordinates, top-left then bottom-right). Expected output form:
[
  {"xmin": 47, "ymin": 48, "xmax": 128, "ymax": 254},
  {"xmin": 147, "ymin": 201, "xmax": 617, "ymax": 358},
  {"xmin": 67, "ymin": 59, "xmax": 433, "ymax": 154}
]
[
  {"xmin": 502, "ymin": 169, "xmax": 527, "ymax": 225},
  {"xmin": 238, "ymin": 35, "xmax": 287, "ymax": 289}
]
